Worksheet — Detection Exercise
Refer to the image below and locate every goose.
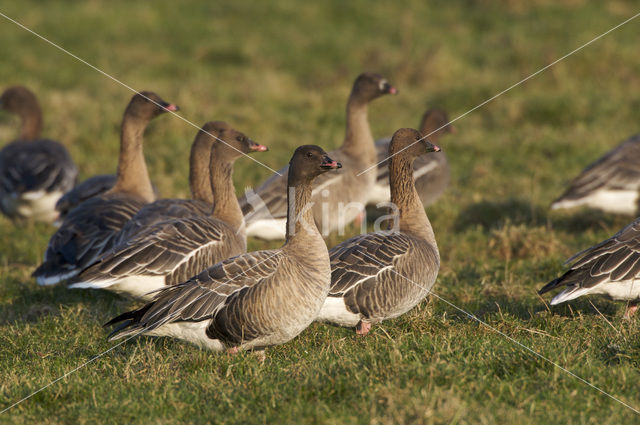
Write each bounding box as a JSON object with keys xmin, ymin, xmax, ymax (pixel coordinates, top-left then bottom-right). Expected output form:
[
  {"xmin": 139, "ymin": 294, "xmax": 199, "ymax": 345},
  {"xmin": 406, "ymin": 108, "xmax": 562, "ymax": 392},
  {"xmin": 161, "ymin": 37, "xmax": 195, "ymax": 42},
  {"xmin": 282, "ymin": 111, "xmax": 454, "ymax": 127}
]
[
  {"xmin": 539, "ymin": 217, "xmax": 640, "ymax": 318},
  {"xmin": 317, "ymin": 128, "xmax": 441, "ymax": 335},
  {"xmin": 551, "ymin": 133, "xmax": 640, "ymax": 215},
  {"xmin": 104, "ymin": 145, "xmax": 341, "ymax": 353},
  {"xmin": 0, "ymin": 86, "xmax": 77, "ymax": 222},
  {"xmin": 33, "ymin": 91, "xmax": 178, "ymax": 286},
  {"xmin": 111, "ymin": 120, "xmax": 261, "ymax": 245},
  {"xmin": 368, "ymin": 108, "xmax": 455, "ymax": 206},
  {"xmin": 70, "ymin": 122, "xmax": 268, "ymax": 299},
  {"xmin": 55, "ymin": 175, "xmax": 162, "ymax": 224},
  {"xmin": 55, "ymin": 174, "xmax": 117, "ymax": 220},
  {"xmin": 239, "ymin": 72, "xmax": 397, "ymax": 240}
]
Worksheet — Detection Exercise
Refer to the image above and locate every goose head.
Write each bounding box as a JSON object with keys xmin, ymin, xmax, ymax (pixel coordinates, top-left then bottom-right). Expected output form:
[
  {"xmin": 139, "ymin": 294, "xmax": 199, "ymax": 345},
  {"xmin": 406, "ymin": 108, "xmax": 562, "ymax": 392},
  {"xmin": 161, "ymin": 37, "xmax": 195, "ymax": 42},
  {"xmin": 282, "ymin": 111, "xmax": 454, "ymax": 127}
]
[
  {"xmin": 389, "ymin": 128, "xmax": 441, "ymax": 160},
  {"xmin": 124, "ymin": 91, "xmax": 179, "ymax": 121},
  {"xmin": 288, "ymin": 145, "xmax": 342, "ymax": 185},
  {"xmin": 0, "ymin": 86, "xmax": 40, "ymax": 118},
  {"xmin": 201, "ymin": 121, "xmax": 267, "ymax": 162},
  {"xmin": 350, "ymin": 72, "xmax": 397, "ymax": 104},
  {"xmin": 420, "ymin": 108, "xmax": 456, "ymax": 140}
]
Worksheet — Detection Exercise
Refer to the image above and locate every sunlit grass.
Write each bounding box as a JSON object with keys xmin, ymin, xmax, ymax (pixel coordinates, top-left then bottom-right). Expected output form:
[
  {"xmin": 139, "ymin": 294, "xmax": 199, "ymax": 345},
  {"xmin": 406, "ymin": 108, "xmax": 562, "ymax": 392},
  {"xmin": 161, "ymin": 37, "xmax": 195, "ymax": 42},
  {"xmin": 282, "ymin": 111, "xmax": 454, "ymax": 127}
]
[{"xmin": 1, "ymin": 0, "xmax": 640, "ymax": 423}]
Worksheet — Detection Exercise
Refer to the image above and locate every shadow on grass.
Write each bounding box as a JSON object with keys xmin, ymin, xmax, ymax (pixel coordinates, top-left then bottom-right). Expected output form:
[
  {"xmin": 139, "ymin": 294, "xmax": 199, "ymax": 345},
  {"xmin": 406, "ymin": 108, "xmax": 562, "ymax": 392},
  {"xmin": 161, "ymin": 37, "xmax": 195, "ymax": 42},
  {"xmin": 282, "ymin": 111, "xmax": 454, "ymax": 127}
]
[
  {"xmin": 453, "ymin": 198, "xmax": 625, "ymax": 234},
  {"xmin": 440, "ymin": 293, "xmax": 620, "ymax": 324},
  {"xmin": 453, "ymin": 198, "xmax": 548, "ymax": 233},
  {"xmin": 0, "ymin": 281, "xmax": 131, "ymax": 326},
  {"xmin": 549, "ymin": 209, "xmax": 627, "ymax": 234}
]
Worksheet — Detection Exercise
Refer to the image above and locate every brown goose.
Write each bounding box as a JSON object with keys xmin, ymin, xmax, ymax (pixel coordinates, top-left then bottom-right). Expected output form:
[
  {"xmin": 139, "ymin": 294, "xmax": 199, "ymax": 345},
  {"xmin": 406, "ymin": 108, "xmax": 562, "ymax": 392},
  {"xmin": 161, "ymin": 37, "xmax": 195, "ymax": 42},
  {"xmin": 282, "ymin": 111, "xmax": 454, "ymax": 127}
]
[
  {"xmin": 239, "ymin": 72, "xmax": 396, "ymax": 240},
  {"xmin": 317, "ymin": 128, "xmax": 441, "ymax": 335},
  {"xmin": 33, "ymin": 91, "xmax": 178, "ymax": 286},
  {"xmin": 105, "ymin": 145, "xmax": 341, "ymax": 353},
  {"xmin": 539, "ymin": 217, "xmax": 640, "ymax": 318},
  {"xmin": 369, "ymin": 108, "xmax": 455, "ymax": 206},
  {"xmin": 70, "ymin": 122, "xmax": 267, "ymax": 299},
  {"xmin": 0, "ymin": 86, "xmax": 77, "ymax": 222},
  {"xmin": 551, "ymin": 133, "xmax": 640, "ymax": 214}
]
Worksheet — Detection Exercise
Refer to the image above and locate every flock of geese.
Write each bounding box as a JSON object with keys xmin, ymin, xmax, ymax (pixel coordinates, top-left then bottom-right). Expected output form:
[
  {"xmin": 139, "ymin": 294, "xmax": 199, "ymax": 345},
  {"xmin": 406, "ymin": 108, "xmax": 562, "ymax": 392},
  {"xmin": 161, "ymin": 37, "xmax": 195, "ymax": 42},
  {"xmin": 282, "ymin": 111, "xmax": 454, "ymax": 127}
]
[{"xmin": 0, "ymin": 72, "xmax": 639, "ymax": 356}]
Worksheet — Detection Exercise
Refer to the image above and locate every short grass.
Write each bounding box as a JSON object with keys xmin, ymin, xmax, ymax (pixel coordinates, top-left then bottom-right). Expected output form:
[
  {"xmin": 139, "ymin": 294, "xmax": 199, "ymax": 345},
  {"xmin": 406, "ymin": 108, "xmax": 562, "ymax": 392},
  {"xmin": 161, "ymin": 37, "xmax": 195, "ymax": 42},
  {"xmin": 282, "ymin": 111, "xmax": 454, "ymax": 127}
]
[{"xmin": 1, "ymin": 0, "xmax": 640, "ymax": 423}]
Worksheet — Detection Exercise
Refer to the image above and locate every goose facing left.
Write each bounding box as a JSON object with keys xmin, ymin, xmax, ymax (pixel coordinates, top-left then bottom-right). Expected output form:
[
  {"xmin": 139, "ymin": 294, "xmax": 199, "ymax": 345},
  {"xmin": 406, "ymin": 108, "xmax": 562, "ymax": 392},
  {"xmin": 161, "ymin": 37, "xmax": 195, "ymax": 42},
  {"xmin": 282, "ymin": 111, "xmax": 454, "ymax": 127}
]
[
  {"xmin": 0, "ymin": 86, "xmax": 78, "ymax": 222},
  {"xmin": 71, "ymin": 121, "xmax": 268, "ymax": 299},
  {"xmin": 317, "ymin": 128, "xmax": 441, "ymax": 335},
  {"xmin": 105, "ymin": 145, "xmax": 341, "ymax": 353},
  {"xmin": 539, "ymin": 217, "xmax": 640, "ymax": 318},
  {"xmin": 33, "ymin": 91, "xmax": 178, "ymax": 286}
]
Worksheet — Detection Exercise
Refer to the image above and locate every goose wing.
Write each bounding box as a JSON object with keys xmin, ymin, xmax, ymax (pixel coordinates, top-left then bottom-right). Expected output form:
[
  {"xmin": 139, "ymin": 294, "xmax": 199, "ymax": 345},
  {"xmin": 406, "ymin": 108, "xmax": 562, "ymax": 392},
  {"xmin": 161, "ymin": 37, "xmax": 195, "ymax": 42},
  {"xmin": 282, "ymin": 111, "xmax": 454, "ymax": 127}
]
[
  {"xmin": 329, "ymin": 231, "xmax": 410, "ymax": 296},
  {"xmin": 540, "ymin": 217, "xmax": 640, "ymax": 294},
  {"xmin": 74, "ymin": 215, "xmax": 232, "ymax": 286},
  {"xmin": 33, "ymin": 194, "xmax": 144, "ymax": 283},
  {"xmin": 553, "ymin": 134, "xmax": 640, "ymax": 202},
  {"xmin": 106, "ymin": 249, "xmax": 284, "ymax": 338},
  {"xmin": 55, "ymin": 174, "xmax": 116, "ymax": 216}
]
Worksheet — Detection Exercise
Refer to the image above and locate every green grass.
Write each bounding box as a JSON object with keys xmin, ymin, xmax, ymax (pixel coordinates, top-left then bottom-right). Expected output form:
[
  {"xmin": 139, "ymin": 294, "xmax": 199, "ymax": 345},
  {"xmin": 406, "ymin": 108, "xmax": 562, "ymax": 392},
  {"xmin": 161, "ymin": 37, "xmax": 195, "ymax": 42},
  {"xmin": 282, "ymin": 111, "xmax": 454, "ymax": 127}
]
[{"xmin": 1, "ymin": 0, "xmax": 640, "ymax": 423}]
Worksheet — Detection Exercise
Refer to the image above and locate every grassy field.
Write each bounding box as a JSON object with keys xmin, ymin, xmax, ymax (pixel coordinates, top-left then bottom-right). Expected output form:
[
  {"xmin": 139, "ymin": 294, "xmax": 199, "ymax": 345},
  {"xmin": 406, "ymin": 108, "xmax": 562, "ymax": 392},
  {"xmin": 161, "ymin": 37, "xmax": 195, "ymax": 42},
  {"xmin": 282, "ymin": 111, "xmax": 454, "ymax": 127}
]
[{"xmin": 1, "ymin": 0, "xmax": 639, "ymax": 423}]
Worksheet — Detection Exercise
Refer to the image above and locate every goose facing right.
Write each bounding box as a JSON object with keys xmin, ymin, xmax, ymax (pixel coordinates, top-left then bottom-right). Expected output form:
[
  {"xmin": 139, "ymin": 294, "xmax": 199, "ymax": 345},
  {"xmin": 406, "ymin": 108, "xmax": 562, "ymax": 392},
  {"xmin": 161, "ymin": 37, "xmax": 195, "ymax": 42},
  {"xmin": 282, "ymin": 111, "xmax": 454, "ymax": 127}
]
[
  {"xmin": 317, "ymin": 128, "xmax": 441, "ymax": 335},
  {"xmin": 370, "ymin": 108, "xmax": 455, "ymax": 206},
  {"xmin": 0, "ymin": 86, "xmax": 78, "ymax": 222},
  {"xmin": 71, "ymin": 122, "xmax": 268, "ymax": 299},
  {"xmin": 239, "ymin": 72, "xmax": 397, "ymax": 240},
  {"xmin": 551, "ymin": 133, "xmax": 640, "ymax": 215},
  {"xmin": 105, "ymin": 145, "xmax": 341, "ymax": 353},
  {"xmin": 33, "ymin": 91, "xmax": 178, "ymax": 286}
]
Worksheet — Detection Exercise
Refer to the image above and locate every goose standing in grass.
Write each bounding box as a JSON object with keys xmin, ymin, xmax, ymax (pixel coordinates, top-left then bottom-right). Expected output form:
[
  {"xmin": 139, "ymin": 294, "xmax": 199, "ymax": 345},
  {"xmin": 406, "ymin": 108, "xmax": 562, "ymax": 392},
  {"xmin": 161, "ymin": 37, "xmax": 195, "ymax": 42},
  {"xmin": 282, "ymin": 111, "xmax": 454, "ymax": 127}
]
[
  {"xmin": 0, "ymin": 86, "xmax": 77, "ymax": 222},
  {"xmin": 551, "ymin": 133, "xmax": 640, "ymax": 215},
  {"xmin": 239, "ymin": 72, "xmax": 397, "ymax": 240},
  {"xmin": 539, "ymin": 217, "xmax": 640, "ymax": 318},
  {"xmin": 317, "ymin": 128, "xmax": 441, "ymax": 335},
  {"xmin": 33, "ymin": 91, "xmax": 178, "ymax": 286},
  {"xmin": 369, "ymin": 108, "xmax": 455, "ymax": 206},
  {"xmin": 105, "ymin": 145, "xmax": 341, "ymax": 353},
  {"xmin": 70, "ymin": 122, "xmax": 267, "ymax": 299}
]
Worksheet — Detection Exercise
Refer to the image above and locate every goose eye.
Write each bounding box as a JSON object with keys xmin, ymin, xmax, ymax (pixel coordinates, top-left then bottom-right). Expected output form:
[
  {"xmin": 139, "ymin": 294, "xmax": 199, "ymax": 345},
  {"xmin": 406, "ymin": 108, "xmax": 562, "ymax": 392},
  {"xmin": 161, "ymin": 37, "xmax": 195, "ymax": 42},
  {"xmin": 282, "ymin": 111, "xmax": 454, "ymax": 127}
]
[
  {"xmin": 236, "ymin": 136, "xmax": 245, "ymax": 142},
  {"xmin": 306, "ymin": 152, "xmax": 314, "ymax": 159}
]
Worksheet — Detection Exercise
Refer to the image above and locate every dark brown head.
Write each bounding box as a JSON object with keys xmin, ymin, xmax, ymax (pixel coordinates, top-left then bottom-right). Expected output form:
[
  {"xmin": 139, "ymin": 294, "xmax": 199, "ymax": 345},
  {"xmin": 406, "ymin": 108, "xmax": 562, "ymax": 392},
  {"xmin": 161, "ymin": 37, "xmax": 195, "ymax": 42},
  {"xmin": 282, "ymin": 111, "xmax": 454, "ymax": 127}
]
[
  {"xmin": 124, "ymin": 91, "xmax": 179, "ymax": 121},
  {"xmin": 350, "ymin": 72, "xmax": 397, "ymax": 104},
  {"xmin": 288, "ymin": 145, "xmax": 341, "ymax": 185},
  {"xmin": 200, "ymin": 121, "xmax": 267, "ymax": 163},
  {"xmin": 419, "ymin": 108, "xmax": 455, "ymax": 141},
  {"xmin": 389, "ymin": 128, "xmax": 440, "ymax": 159},
  {"xmin": 0, "ymin": 86, "xmax": 40, "ymax": 117}
]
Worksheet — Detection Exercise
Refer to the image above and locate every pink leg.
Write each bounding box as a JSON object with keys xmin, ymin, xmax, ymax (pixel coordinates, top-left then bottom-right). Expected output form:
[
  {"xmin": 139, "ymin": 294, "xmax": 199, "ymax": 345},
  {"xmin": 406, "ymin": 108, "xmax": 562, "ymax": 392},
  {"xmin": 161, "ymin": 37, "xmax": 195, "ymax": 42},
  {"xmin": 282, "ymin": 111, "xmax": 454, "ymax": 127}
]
[
  {"xmin": 227, "ymin": 346, "xmax": 239, "ymax": 355},
  {"xmin": 624, "ymin": 302, "xmax": 639, "ymax": 320},
  {"xmin": 356, "ymin": 320, "xmax": 372, "ymax": 336},
  {"xmin": 353, "ymin": 211, "xmax": 365, "ymax": 227}
]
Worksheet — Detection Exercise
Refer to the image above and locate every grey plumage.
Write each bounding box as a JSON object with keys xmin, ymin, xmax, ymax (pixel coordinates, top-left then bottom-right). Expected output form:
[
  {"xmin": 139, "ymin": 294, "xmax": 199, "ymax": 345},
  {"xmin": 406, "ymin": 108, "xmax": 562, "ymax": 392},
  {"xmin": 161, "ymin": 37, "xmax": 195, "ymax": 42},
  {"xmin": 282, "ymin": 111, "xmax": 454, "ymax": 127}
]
[
  {"xmin": 70, "ymin": 122, "xmax": 266, "ymax": 299},
  {"xmin": 33, "ymin": 91, "xmax": 178, "ymax": 285},
  {"xmin": 55, "ymin": 174, "xmax": 117, "ymax": 219},
  {"xmin": 106, "ymin": 145, "xmax": 340, "ymax": 352},
  {"xmin": 0, "ymin": 86, "xmax": 77, "ymax": 222},
  {"xmin": 240, "ymin": 72, "xmax": 397, "ymax": 240},
  {"xmin": 551, "ymin": 134, "xmax": 640, "ymax": 214},
  {"xmin": 539, "ymin": 217, "xmax": 640, "ymax": 314},
  {"xmin": 317, "ymin": 128, "xmax": 441, "ymax": 333}
]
